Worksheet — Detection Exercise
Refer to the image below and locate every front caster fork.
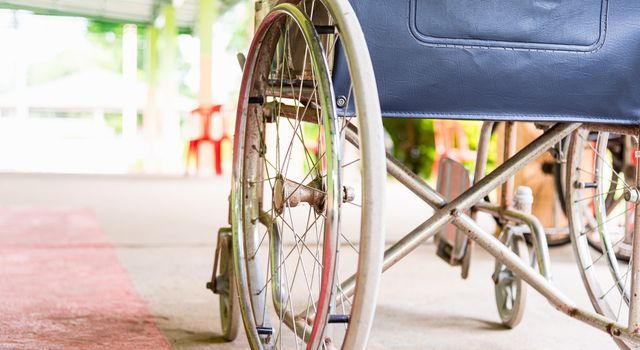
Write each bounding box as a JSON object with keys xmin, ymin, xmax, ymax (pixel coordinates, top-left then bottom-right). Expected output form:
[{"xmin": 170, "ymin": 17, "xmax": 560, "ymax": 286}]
[
  {"xmin": 493, "ymin": 226, "xmax": 530, "ymax": 328},
  {"xmin": 207, "ymin": 227, "xmax": 239, "ymax": 341}
]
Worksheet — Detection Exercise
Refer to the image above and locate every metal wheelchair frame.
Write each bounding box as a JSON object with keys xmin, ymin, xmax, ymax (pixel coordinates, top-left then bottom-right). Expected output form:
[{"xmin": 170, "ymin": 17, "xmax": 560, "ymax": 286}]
[
  {"xmin": 212, "ymin": 1, "xmax": 640, "ymax": 347},
  {"xmin": 344, "ymin": 121, "xmax": 640, "ymax": 345}
]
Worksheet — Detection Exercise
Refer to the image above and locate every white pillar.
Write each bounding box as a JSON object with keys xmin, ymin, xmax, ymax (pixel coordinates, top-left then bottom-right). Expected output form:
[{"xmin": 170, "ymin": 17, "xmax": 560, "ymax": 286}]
[
  {"xmin": 13, "ymin": 11, "xmax": 28, "ymax": 119},
  {"xmin": 157, "ymin": 5, "xmax": 182, "ymax": 173},
  {"xmin": 93, "ymin": 108, "xmax": 105, "ymax": 126},
  {"xmin": 122, "ymin": 24, "xmax": 138, "ymax": 140}
]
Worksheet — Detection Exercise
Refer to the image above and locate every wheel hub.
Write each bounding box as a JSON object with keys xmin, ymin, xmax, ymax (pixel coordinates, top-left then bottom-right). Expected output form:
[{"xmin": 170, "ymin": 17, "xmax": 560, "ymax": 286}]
[{"xmin": 273, "ymin": 176, "xmax": 325, "ymax": 214}]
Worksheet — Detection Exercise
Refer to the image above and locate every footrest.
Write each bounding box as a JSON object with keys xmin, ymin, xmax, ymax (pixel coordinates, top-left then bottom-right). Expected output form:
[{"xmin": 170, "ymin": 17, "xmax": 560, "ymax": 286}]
[
  {"xmin": 435, "ymin": 239, "xmax": 461, "ymax": 266},
  {"xmin": 435, "ymin": 158, "xmax": 471, "ymax": 267}
]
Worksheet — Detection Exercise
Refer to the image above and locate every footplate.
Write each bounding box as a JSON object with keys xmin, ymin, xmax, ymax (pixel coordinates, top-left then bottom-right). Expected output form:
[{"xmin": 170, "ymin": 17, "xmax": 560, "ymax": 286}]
[{"xmin": 435, "ymin": 157, "xmax": 472, "ymax": 267}]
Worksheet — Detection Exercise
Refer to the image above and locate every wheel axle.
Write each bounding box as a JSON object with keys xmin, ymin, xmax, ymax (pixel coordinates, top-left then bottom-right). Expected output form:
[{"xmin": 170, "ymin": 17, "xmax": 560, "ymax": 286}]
[
  {"xmin": 273, "ymin": 177, "xmax": 355, "ymax": 214},
  {"xmin": 273, "ymin": 177, "xmax": 325, "ymax": 214}
]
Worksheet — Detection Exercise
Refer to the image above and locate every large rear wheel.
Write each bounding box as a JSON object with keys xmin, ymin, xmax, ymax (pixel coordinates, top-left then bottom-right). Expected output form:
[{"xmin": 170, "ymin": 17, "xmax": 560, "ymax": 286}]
[
  {"xmin": 231, "ymin": 1, "xmax": 385, "ymax": 349},
  {"xmin": 567, "ymin": 128, "xmax": 638, "ymax": 350}
]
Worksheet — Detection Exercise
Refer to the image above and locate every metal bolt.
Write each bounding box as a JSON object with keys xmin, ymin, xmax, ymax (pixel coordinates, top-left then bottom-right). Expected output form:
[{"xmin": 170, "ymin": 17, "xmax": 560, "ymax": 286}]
[
  {"xmin": 625, "ymin": 188, "xmax": 640, "ymax": 203},
  {"xmin": 336, "ymin": 95, "xmax": 347, "ymax": 108},
  {"xmin": 342, "ymin": 186, "xmax": 355, "ymax": 203},
  {"xmin": 574, "ymin": 181, "xmax": 597, "ymax": 189}
]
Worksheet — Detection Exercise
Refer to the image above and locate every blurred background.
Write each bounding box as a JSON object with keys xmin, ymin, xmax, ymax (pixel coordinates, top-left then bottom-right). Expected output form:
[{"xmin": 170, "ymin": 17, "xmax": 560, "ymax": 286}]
[
  {"xmin": 0, "ymin": 0, "xmax": 490, "ymax": 178},
  {"xmin": 0, "ymin": 2, "xmax": 615, "ymax": 349},
  {"xmin": 0, "ymin": 0, "xmax": 252, "ymax": 175}
]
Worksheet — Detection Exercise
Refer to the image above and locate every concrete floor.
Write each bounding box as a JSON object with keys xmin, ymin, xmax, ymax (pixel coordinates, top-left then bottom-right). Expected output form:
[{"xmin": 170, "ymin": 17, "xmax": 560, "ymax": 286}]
[{"xmin": 0, "ymin": 173, "xmax": 617, "ymax": 349}]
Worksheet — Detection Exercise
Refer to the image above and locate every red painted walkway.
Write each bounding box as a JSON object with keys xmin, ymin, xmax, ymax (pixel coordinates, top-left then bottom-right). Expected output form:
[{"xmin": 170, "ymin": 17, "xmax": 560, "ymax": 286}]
[{"xmin": 0, "ymin": 206, "xmax": 170, "ymax": 350}]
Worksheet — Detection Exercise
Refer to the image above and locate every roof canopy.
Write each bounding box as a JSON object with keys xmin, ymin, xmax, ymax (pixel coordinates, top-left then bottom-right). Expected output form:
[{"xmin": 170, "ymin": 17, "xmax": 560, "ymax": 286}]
[{"xmin": 0, "ymin": 0, "xmax": 198, "ymax": 29}]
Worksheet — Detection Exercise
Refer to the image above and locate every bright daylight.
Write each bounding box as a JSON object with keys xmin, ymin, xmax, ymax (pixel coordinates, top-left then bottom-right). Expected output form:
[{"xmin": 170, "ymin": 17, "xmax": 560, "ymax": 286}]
[{"xmin": 0, "ymin": 1, "xmax": 638, "ymax": 350}]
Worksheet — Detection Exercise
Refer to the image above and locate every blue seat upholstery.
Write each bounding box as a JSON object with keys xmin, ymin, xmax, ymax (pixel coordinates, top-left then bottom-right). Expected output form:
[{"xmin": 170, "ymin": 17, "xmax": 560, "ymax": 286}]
[{"xmin": 332, "ymin": 0, "xmax": 640, "ymax": 124}]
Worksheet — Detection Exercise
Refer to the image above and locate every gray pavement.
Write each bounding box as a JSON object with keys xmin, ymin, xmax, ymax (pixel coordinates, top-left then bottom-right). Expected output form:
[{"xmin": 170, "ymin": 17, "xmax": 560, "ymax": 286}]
[{"xmin": 0, "ymin": 173, "xmax": 616, "ymax": 349}]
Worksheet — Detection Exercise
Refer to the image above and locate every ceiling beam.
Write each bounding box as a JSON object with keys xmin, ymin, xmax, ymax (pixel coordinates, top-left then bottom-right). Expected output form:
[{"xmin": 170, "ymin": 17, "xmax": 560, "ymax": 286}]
[{"xmin": 0, "ymin": 1, "xmax": 195, "ymax": 31}]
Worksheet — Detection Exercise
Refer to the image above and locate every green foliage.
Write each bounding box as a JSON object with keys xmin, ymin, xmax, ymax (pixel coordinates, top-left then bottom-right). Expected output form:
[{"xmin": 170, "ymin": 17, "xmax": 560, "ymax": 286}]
[
  {"xmin": 383, "ymin": 119, "xmax": 498, "ymax": 180},
  {"xmin": 383, "ymin": 118, "xmax": 436, "ymax": 179},
  {"xmin": 225, "ymin": 4, "xmax": 252, "ymax": 52},
  {"xmin": 28, "ymin": 20, "xmax": 126, "ymax": 85},
  {"xmin": 86, "ymin": 20, "xmax": 124, "ymax": 73},
  {"xmin": 219, "ymin": 0, "xmax": 246, "ymax": 11},
  {"xmin": 104, "ymin": 112, "xmax": 122, "ymax": 134},
  {"xmin": 28, "ymin": 50, "xmax": 92, "ymax": 85},
  {"xmin": 86, "ymin": 20, "xmax": 123, "ymax": 36}
]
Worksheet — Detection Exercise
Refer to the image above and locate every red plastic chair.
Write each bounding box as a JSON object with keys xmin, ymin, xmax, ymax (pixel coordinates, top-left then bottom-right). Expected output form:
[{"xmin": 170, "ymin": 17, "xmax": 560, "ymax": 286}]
[{"xmin": 186, "ymin": 105, "xmax": 228, "ymax": 175}]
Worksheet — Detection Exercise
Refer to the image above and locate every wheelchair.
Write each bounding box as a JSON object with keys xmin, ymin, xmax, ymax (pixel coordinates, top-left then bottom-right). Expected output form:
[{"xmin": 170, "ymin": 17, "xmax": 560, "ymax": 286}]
[{"xmin": 208, "ymin": 0, "xmax": 640, "ymax": 348}]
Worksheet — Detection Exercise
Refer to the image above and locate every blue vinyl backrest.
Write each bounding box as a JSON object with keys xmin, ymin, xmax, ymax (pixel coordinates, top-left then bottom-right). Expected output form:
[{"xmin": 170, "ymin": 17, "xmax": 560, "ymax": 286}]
[{"xmin": 332, "ymin": 0, "xmax": 640, "ymax": 124}]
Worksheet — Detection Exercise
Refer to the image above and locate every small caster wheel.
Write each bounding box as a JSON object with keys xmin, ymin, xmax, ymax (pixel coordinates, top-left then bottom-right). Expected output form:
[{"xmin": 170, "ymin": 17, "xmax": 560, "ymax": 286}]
[
  {"xmin": 493, "ymin": 229, "xmax": 528, "ymax": 328},
  {"xmin": 207, "ymin": 227, "xmax": 239, "ymax": 341}
]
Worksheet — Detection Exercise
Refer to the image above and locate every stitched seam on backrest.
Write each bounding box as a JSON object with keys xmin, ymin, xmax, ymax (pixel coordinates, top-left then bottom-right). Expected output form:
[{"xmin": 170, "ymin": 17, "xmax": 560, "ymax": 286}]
[{"xmin": 408, "ymin": 0, "xmax": 609, "ymax": 53}]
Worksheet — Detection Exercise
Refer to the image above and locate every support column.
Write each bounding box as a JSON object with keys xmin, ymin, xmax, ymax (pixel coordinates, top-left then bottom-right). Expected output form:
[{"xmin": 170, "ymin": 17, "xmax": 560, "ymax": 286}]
[
  {"xmin": 122, "ymin": 24, "xmax": 138, "ymax": 141},
  {"xmin": 158, "ymin": 3, "xmax": 181, "ymax": 172},
  {"xmin": 143, "ymin": 25, "xmax": 160, "ymax": 172},
  {"xmin": 198, "ymin": 0, "xmax": 216, "ymax": 108},
  {"xmin": 12, "ymin": 11, "xmax": 28, "ymax": 119}
]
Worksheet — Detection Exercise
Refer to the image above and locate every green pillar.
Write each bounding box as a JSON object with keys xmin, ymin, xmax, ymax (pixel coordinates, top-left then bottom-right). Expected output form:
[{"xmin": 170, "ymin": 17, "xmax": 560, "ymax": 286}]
[
  {"xmin": 143, "ymin": 25, "xmax": 160, "ymax": 171},
  {"xmin": 158, "ymin": 3, "xmax": 181, "ymax": 172},
  {"xmin": 161, "ymin": 4, "xmax": 177, "ymax": 77},
  {"xmin": 198, "ymin": 0, "xmax": 217, "ymax": 107},
  {"xmin": 147, "ymin": 25, "xmax": 159, "ymax": 88}
]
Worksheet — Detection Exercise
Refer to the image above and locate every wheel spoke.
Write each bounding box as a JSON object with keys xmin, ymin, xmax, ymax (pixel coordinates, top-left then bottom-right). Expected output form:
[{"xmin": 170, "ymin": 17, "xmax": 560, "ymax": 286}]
[
  {"xmin": 574, "ymin": 188, "xmax": 622, "ymax": 203},
  {"xmin": 579, "ymin": 133, "xmax": 631, "ymax": 190},
  {"xmin": 569, "ymin": 130, "xmax": 638, "ymax": 340},
  {"xmin": 580, "ymin": 206, "xmax": 633, "ymax": 237}
]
